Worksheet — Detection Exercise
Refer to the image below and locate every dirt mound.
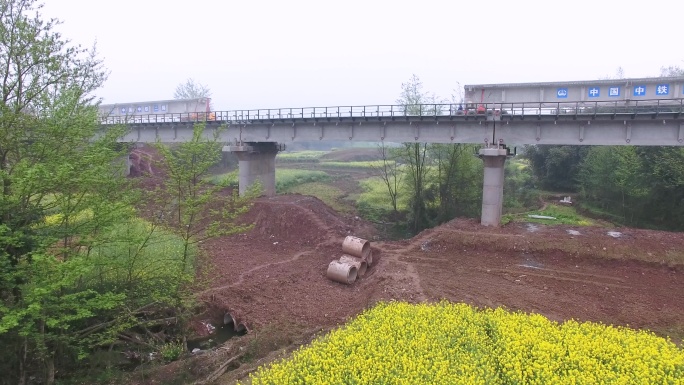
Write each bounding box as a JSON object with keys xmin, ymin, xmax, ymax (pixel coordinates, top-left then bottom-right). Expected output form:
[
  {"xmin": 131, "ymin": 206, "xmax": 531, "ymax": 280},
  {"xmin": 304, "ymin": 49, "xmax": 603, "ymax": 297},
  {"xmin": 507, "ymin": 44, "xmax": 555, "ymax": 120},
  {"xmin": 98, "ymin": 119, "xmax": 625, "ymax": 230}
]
[
  {"xmin": 236, "ymin": 194, "xmax": 376, "ymax": 247},
  {"xmin": 128, "ymin": 145, "xmax": 164, "ymax": 177},
  {"xmin": 127, "ymin": 145, "xmax": 170, "ymax": 196}
]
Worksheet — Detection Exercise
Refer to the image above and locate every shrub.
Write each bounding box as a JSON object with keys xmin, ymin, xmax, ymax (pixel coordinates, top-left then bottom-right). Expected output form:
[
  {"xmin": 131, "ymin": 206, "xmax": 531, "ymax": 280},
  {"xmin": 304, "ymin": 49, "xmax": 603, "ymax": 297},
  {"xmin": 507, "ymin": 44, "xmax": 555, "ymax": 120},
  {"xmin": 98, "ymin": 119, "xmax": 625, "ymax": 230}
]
[{"xmin": 160, "ymin": 341, "xmax": 185, "ymax": 363}]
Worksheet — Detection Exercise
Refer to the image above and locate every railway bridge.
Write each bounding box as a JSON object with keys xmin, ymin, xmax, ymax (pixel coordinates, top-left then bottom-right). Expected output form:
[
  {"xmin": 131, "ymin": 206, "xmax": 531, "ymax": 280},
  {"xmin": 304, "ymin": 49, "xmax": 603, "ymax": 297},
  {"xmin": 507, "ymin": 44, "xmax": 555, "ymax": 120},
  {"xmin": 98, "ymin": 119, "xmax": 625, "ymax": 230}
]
[{"xmin": 101, "ymin": 76, "xmax": 684, "ymax": 226}]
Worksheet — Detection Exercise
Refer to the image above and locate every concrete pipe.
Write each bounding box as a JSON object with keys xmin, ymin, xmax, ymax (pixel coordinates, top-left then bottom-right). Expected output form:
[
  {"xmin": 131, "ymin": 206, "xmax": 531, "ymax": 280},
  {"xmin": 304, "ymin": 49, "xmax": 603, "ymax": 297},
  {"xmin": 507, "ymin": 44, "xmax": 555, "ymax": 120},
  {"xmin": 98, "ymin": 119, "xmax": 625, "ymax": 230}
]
[
  {"xmin": 339, "ymin": 255, "xmax": 368, "ymax": 277},
  {"xmin": 342, "ymin": 236, "xmax": 370, "ymax": 259},
  {"xmin": 224, "ymin": 312, "xmax": 249, "ymax": 332},
  {"xmin": 364, "ymin": 249, "xmax": 374, "ymax": 267},
  {"xmin": 223, "ymin": 312, "xmax": 235, "ymax": 326},
  {"xmin": 235, "ymin": 322, "xmax": 248, "ymax": 333},
  {"xmin": 326, "ymin": 261, "xmax": 358, "ymax": 285}
]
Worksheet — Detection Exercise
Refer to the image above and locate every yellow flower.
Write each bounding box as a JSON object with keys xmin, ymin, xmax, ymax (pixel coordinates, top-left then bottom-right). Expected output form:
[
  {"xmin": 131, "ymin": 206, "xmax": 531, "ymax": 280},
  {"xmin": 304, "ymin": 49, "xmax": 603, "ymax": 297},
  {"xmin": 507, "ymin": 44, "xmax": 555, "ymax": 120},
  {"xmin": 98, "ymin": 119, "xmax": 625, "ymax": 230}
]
[{"xmin": 242, "ymin": 301, "xmax": 684, "ymax": 385}]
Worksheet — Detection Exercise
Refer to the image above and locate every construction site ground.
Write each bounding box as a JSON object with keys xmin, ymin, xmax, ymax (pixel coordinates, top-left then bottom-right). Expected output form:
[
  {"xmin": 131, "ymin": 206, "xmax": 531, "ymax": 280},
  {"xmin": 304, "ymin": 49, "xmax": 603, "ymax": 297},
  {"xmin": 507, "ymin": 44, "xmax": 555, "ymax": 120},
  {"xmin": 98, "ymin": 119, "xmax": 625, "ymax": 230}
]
[
  {"xmin": 128, "ymin": 146, "xmax": 684, "ymax": 384},
  {"xmin": 197, "ymin": 195, "xmax": 684, "ymax": 383}
]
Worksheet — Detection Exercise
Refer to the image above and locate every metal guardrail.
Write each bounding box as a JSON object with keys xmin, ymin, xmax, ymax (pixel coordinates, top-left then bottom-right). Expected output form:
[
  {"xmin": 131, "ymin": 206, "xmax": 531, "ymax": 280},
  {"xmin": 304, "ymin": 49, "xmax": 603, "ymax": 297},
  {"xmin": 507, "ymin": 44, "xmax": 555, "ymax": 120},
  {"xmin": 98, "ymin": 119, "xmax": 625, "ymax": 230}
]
[{"xmin": 99, "ymin": 99, "xmax": 684, "ymax": 125}]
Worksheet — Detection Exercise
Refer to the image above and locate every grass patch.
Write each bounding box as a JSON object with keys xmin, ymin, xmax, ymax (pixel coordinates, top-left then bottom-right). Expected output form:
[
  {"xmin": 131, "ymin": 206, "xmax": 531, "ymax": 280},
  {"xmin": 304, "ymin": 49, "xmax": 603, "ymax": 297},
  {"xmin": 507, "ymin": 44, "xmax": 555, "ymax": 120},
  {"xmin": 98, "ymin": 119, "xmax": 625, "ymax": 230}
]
[
  {"xmin": 505, "ymin": 203, "xmax": 595, "ymax": 226},
  {"xmin": 285, "ymin": 182, "xmax": 351, "ymax": 213},
  {"xmin": 208, "ymin": 171, "xmax": 238, "ymax": 186},
  {"xmin": 275, "ymin": 169, "xmax": 330, "ymax": 192},
  {"xmin": 575, "ymin": 202, "xmax": 626, "ymax": 225},
  {"xmin": 319, "ymin": 160, "xmax": 388, "ymax": 169},
  {"xmin": 355, "ymin": 177, "xmax": 409, "ymax": 222},
  {"xmin": 276, "ymin": 151, "xmax": 328, "ymax": 163},
  {"xmin": 85, "ymin": 218, "xmax": 196, "ymax": 297},
  {"xmin": 208, "ymin": 169, "xmax": 330, "ymax": 193}
]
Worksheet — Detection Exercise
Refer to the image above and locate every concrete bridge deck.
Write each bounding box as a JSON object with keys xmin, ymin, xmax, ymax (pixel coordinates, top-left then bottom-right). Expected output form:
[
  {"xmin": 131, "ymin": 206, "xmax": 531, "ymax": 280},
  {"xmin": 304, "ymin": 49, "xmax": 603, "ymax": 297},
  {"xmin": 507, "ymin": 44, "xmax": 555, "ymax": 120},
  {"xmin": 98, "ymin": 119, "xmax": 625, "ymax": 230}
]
[
  {"xmin": 104, "ymin": 99, "xmax": 684, "ymax": 147},
  {"xmin": 106, "ymin": 95, "xmax": 684, "ymax": 227}
]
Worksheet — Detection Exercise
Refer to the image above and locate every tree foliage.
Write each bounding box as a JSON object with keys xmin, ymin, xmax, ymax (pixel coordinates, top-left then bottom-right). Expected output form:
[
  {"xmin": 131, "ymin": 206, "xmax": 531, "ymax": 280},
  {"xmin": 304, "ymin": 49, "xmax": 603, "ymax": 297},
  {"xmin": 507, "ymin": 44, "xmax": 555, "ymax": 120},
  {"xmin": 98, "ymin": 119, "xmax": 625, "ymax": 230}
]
[
  {"xmin": 576, "ymin": 146, "xmax": 684, "ymax": 228},
  {"xmin": 524, "ymin": 145, "xmax": 587, "ymax": 192},
  {"xmin": 174, "ymin": 78, "xmax": 212, "ymax": 106},
  {"xmin": 150, "ymin": 123, "xmax": 256, "ymax": 260},
  {"xmin": 396, "ymin": 74, "xmax": 444, "ymax": 115},
  {"xmin": 0, "ymin": 1, "xmax": 133, "ymax": 383},
  {"xmin": 660, "ymin": 65, "xmax": 684, "ymax": 77},
  {"xmin": 375, "ymin": 75, "xmax": 483, "ymax": 234},
  {"xmin": 373, "ymin": 143, "xmax": 402, "ymax": 213},
  {"xmin": 0, "ymin": 3, "xmax": 252, "ymax": 383},
  {"xmin": 430, "ymin": 144, "xmax": 482, "ymax": 222},
  {"xmin": 526, "ymin": 143, "xmax": 684, "ymax": 230}
]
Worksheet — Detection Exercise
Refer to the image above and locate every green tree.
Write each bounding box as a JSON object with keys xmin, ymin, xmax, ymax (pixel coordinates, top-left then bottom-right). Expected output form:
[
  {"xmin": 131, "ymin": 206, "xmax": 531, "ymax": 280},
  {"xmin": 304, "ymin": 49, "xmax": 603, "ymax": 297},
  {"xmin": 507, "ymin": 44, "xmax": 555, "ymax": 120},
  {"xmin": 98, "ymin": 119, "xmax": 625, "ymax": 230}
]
[
  {"xmin": 429, "ymin": 143, "xmax": 482, "ymax": 222},
  {"xmin": 578, "ymin": 146, "xmax": 650, "ymax": 225},
  {"xmin": 503, "ymin": 158, "xmax": 538, "ymax": 210},
  {"xmin": 148, "ymin": 124, "xmax": 256, "ymax": 347},
  {"xmin": 638, "ymin": 147, "xmax": 684, "ymax": 228},
  {"xmin": 174, "ymin": 78, "xmax": 213, "ymax": 108},
  {"xmin": 0, "ymin": 3, "xmax": 253, "ymax": 383},
  {"xmin": 396, "ymin": 142, "xmax": 431, "ymax": 232},
  {"xmin": 396, "ymin": 74, "xmax": 444, "ymax": 116},
  {"xmin": 373, "ymin": 142, "xmax": 402, "ymax": 213},
  {"xmin": 393, "ymin": 75, "xmax": 483, "ymax": 233},
  {"xmin": 395, "ymin": 75, "xmax": 434, "ymax": 232},
  {"xmin": 660, "ymin": 65, "xmax": 684, "ymax": 77},
  {"xmin": 151, "ymin": 124, "xmax": 255, "ymax": 269},
  {"xmin": 524, "ymin": 145, "xmax": 587, "ymax": 192},
  {"xmin": 0, "ymin": 1, "xmax": 134, "ymax": 382}
]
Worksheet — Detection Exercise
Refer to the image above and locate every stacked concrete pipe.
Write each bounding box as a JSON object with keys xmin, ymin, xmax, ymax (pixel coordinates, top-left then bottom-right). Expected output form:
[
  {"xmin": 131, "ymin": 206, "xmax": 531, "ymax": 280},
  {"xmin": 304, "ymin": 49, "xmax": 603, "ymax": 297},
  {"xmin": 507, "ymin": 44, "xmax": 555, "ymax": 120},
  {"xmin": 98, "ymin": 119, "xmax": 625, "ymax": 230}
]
[
  {"xmin": 365, "ymin": 250, "xmax": 374, "ymax": 266},
  {"xmin": 326, "ymin": 236, "xmax": 374, "ymax": 285},
  {"xmin": 342, "ymin": 235, "xmax": 373, "ymax": 266},
  {"xmin": 339, "ymin": 255, "xmax": 367, "ymax": 277},
  {"xmin": 326, "ymin": 260, "xmax": 358, "ymax": 284}
]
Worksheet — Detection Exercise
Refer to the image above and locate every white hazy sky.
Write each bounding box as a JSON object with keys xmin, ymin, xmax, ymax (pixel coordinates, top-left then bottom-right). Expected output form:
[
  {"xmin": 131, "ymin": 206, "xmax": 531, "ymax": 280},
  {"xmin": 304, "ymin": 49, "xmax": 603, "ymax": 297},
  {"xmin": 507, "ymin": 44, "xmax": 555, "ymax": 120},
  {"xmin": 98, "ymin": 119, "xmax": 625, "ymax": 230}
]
[{"xmin": 43, "ymin": 0, "xmax": 683, "ymax": 110}]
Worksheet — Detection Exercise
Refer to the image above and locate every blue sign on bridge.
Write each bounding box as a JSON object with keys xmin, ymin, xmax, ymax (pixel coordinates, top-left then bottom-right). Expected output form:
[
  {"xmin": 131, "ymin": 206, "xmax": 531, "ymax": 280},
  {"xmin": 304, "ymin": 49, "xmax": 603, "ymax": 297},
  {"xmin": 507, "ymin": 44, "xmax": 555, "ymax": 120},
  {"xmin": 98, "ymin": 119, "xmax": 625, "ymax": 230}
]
[
  {"xmin": 588, "ymin": 87, "xmax": 600, "ymax": 98},
  {"xmin": 633, "ymin": 85, "xmax": 647, "ymax": 96},
  {"xmin": 557, "ymin": 88, "xmax": 568, "ymax": 98},
  {"xmin": 656, "ymin": 84, "xmax": 670, "ymax": 95}
]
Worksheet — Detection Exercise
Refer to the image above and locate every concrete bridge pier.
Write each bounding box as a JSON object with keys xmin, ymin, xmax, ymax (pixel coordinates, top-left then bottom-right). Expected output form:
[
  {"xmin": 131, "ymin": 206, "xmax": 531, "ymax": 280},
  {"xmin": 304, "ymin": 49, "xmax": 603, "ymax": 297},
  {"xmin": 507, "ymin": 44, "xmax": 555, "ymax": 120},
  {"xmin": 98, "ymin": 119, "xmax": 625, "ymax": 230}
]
[
  {"xmin": 225, "ymin": 142, "xmax": 282, "ymax": 197},
  {"xmin": 479, "ymin": 146, "xmax": 510, "ymax": 227}
]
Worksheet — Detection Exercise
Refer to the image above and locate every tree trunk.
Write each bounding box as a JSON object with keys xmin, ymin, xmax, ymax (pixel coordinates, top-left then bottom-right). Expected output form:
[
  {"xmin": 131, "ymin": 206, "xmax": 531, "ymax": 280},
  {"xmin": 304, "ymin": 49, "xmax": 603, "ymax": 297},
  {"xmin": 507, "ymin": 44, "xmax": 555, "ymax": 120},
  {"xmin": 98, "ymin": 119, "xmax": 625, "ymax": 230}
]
[
  {"xmin": 45, "ymin": 354, "xmax": 55, "ymax": 385},
  {"xmin": 18, "ymin": 338, "xmax": 27, "ymax": 385}
]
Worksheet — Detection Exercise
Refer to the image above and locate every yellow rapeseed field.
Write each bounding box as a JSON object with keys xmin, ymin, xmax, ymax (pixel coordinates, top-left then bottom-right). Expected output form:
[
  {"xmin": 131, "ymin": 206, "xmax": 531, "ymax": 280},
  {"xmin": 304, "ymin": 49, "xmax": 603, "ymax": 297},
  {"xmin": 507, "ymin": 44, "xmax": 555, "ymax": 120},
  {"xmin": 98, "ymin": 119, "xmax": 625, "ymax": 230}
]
[{"xmin": 243, "ymin": 301, "xmax": 684, "ymax": 385}]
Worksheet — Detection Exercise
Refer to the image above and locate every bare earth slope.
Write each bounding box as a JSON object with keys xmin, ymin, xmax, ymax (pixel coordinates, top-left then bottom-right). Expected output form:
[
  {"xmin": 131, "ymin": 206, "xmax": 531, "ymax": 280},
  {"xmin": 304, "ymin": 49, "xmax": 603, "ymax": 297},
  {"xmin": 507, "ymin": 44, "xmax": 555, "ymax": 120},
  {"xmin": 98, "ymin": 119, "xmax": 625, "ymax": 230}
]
[
  {"xmin": 200, "ymin": 195, "xmax": 684, "ymax": 345},
  {"xmin": 126, "ymin": 145, "xmax": 683, "ymax": 383}
]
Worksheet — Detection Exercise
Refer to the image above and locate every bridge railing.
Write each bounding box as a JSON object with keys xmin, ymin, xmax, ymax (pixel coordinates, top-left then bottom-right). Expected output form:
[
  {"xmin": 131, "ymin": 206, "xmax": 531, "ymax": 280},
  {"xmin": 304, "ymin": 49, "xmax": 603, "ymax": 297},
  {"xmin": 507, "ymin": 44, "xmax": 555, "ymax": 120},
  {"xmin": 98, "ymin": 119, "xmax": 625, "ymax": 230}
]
[{"xmin": 99, "ymin": 99, "xmax": 684, "ymax": 124}]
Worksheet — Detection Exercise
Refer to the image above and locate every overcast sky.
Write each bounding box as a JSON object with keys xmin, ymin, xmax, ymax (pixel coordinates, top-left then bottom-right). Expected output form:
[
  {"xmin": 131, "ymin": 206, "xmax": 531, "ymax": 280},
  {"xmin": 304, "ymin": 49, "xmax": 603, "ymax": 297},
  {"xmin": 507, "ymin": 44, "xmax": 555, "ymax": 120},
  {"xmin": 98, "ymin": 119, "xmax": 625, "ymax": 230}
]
[{"xmin": 43, "ymin": 0, "xmax": 683, "ymax": 110}]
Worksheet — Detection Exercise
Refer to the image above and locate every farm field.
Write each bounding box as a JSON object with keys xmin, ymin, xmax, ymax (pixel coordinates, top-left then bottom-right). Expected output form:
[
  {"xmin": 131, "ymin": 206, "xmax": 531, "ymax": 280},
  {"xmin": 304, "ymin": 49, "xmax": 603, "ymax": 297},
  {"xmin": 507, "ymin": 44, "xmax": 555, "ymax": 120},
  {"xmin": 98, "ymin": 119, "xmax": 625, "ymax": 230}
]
[
  {"xmin": 129, "ymin": 146, "xmax": 684, "ymax": 384},
  {"xmin": 244, "ymin": 302, "xmax": 683, "ymax": 384}
]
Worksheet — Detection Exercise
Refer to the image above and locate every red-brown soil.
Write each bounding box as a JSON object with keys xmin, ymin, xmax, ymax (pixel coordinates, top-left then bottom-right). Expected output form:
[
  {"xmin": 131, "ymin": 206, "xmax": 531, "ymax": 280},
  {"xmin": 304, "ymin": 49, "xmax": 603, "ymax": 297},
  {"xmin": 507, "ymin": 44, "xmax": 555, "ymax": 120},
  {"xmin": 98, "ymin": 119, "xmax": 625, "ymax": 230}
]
[
  {"xmin": 126, "ymin": 145, "xmax": 684, "ymax": 383},
  {"xmin": 200, "ymin": 195, "xmax": 684, "ymax": 346}
]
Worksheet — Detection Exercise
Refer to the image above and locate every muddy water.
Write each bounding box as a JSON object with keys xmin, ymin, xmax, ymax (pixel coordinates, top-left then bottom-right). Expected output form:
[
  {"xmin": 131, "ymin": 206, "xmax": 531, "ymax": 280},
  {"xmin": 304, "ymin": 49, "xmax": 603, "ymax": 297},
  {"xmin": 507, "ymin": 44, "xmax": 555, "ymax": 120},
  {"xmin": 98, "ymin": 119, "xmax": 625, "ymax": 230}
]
[{"xmin": 187, "ymin": 323, "xmax": 246, "ymax": 351}]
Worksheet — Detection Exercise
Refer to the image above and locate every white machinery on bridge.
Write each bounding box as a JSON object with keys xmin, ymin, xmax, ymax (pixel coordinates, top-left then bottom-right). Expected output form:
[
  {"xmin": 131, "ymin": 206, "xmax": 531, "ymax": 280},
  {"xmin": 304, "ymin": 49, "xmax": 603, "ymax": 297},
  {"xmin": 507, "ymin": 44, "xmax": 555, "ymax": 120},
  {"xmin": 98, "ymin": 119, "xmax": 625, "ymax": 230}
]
[
  {"xmin": 99, "ymin": 97, "xmax": 214, "ymax": 123},
  {"xmin": 463, "ymin": 76, "xmax": 684, "ymax": 116}
]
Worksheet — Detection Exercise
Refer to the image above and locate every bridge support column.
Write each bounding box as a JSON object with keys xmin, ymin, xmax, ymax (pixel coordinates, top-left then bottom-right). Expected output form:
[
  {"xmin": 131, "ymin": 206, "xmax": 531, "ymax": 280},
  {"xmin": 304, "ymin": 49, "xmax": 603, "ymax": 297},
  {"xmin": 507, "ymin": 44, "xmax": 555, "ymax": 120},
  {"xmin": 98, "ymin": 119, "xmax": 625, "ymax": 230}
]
[
  {"xmin": 224, "ymin": 143, "xmax": 281, "ymax": 197},
  {"xmin": 479, "ymin": 147, "xmax": 509, "ymax": 227}
]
